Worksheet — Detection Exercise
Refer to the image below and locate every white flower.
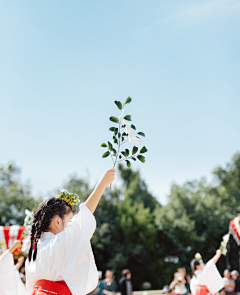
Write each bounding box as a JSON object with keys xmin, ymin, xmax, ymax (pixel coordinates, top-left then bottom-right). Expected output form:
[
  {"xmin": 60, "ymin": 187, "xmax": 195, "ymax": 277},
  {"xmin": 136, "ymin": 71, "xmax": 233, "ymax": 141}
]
[{"xmin": 120, "ymin": 109, "xmax": 142, "ymax": 146}]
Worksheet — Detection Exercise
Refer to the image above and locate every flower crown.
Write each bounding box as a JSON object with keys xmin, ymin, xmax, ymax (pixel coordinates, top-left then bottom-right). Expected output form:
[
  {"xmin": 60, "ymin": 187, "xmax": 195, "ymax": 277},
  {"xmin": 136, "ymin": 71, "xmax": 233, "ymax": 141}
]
[
  {"xmin": 195, "ymin": 252, "xmax": 202, "ymax": 260},
  {"xmin": 57, "ymin": 189, "xmax": 80, "ymax": 206}
]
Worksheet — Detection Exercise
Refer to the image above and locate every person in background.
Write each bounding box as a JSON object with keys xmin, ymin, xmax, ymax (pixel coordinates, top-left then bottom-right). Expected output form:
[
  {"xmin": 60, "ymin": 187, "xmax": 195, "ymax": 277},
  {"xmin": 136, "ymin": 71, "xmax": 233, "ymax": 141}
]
[
  {"xmin": 119, "ymin": 269, "xmax": 132, "ymax": 295},
  {"xmin": 0, "ymin": 240, "xmax": 26, "ymax": 295},
  {"xmin": 231, "ymin": 271, "xmax": 240, "ymax": 295},
  {"xmin": 102, "ymin": 270, "xmax": 117, "ymax": 295},
  {"xmin": 223, "ymin": 269, "xmax": 235, "ymax": 295},
  {"xmin": 178, "ymin": 268, "xmax": 191, "ymax": 294},
  {"xmin": 162, "ymin": 285, "xmax": 172, "ymax": 295},
  {"xmin": 169, "ymin": 272, "xmax": 188, "ymax": 295},
  {"xmin": 96, "ymin": 271, "xmax": 104, "ymax": 295}
]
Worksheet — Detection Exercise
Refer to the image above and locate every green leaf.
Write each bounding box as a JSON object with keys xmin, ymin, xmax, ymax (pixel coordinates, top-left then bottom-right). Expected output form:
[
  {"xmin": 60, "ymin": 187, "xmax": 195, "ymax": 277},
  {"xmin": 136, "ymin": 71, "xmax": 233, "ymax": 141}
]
[
  {"xmin": 124, "ymin": 115, "xmax": 131, "ymax": 121},
  {"xmin": 132, "ymin": 146, "xmax": 138, "ymax": 155},
  {"xmin": 122, "ymin": 137, "xmax": 125, "ymax": 141},
  {"xmin": 132, "ymin": 157, "xmax": 136, "ymax": 161},
  {"xmin": 109, "ymin": 116, "xmax": 119, "ymax": 123},
  {"xmin": 121, "ymin": 151, "xmax": 127, "ymax": 157},
  {"xmin": 101, "ymin": 143, "xmax": 107, "ymax": 148},
  {"xmin": 121, "ymin": 124, "xmax": 126, "ymax": 128},
  {"xmin": 122, "ymin": 132, "xmax": 127, "ymax": 136},
  {"xmin": 118, "ymin": 132, "xmax": 121, "ymax": 138},
  {"xmin": 125, "ymin": 160, "xmax": 131, "ymax": 168},
  {"xmin": 131, "ymin": 124, "xmax": 136, "ymax": 130},
  {"xmin": 137, "ymin": 155, "xmax": 145, "ymax": 163},
  {"xmin": 108, "ymin": 141, "xmax": 113, "ymax": 151},
  {"xmin": 102, "ymin": 151, "xmax": 110, "ymax": 158},
  {"xmin": 109, "ymin": 127, "xmax": 115, "ymax": 132},
  {"xmin": 114, "ymin": 100, "xmax": 122, "ymax": 110},
  {"xmin": 140, "ymin": 146, "xmax": 148, "ymax": 153},
  {"xmin": 112, "ymin": 148, "xmax": 117, "ymax": 154},
  {"xmin": 119, "ymin": 155, "xmax": 122, "ymax": 159},
  {"xmin": 125, "ymin": 149, "xmax": 129, "ymax": 156},
  {"xmin": 114, "ymin": 138, "xmax": 118, "ymax": 144},
  {"xmin": 114, "ymin": 128, "xmax": 118, "ymax": 135},
  {"xmin": 137, "ymin": 132, "xmax": 145, "ymax": 137},
  {"xmin": 125, "ymin": 96, "xmax": 132, "ymax": 104}
]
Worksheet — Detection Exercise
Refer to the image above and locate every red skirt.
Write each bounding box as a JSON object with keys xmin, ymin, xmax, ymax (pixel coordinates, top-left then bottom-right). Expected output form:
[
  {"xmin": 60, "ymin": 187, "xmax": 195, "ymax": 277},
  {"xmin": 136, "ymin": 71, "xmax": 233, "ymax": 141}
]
[
  {"xmin": 195, "ymin": 285, "xmax": 212, "ymax": 295},
  {"xmin": 32, "ymin": 280, "xmax": 72, "ymax": 295}
]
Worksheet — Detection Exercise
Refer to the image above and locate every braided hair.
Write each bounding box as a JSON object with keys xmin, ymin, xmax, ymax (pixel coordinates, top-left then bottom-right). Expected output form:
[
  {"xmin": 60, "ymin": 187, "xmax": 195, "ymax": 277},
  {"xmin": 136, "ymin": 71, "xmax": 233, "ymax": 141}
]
[{"xmin": 28, "ymin": 197, "xmax": 72, "ymax": 262}]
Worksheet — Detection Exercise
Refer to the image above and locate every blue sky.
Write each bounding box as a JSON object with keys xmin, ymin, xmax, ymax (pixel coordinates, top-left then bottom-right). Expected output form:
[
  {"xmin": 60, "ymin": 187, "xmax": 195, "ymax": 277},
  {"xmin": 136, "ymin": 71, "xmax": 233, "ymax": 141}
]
[{"xmin": 1, "ymin": 0, "xmax": 239, "ymax": 204}]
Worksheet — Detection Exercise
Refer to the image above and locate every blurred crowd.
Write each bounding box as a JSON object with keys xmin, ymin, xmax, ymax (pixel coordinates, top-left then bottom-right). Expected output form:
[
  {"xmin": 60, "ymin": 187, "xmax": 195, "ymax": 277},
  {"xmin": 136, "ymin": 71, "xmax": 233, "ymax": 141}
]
[
  {"xmin": 162, "ymin": 268, "xmax": 240, "ymax": 295},
  {"xmin": 89, "ymin": 269, "xmax": 133, "ymax": 295}
]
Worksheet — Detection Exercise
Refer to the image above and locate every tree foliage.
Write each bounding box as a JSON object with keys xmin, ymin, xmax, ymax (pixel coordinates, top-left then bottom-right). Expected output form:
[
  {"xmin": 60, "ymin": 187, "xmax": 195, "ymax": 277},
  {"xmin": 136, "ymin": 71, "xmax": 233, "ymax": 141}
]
[
  {"xmin": 0, "ymin": 163, "xmax": 42, "ymax": 226},
  {"xmin": 1, "ymin": 152, "xmax": 240, "ymax": 289}
]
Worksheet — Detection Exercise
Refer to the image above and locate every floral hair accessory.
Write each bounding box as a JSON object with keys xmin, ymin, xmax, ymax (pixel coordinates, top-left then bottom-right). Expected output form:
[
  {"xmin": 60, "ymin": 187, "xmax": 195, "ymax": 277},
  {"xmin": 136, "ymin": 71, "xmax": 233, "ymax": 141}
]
[
  {"xmin": 195, "ymin": 253, "xmax": 202, "ymax": 260},
  {"xmin": 0, "ymin": 240, "xmax": 4, "ymax": 250},
  {"xmin": 57, "ymin": 189, "xmax": 80, "ymax": 206}
]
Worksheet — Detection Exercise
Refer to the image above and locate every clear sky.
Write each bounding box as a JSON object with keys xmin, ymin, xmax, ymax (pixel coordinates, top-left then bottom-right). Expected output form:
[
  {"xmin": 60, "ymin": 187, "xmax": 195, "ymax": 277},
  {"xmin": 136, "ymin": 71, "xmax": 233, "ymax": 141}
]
[{"xmin": 1, "ymin": 0, "xmax": 239, "ymax": 204}]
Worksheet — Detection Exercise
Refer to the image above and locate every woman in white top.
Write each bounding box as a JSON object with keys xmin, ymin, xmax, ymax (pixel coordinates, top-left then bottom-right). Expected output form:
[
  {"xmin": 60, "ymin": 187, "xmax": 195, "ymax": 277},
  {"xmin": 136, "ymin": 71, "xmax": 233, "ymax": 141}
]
[{"xmin": 25, "ymin": 168, "xmax": 115, "ymax": 295}]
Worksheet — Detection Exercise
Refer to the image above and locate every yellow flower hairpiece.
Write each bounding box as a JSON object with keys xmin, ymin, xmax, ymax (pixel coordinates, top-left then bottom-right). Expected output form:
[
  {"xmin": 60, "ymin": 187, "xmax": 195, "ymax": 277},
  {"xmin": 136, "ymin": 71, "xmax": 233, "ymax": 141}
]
[
  {"xmin": 57, "ymin": 189, "xmax": 80, "ymax": 206},
  {"xmin": 195, "ymin": 252, "xmax": 202, "ymax": 260},
  {"xmin": 0, "ymin": 240, "xmax": 4, "ymax": 249}
]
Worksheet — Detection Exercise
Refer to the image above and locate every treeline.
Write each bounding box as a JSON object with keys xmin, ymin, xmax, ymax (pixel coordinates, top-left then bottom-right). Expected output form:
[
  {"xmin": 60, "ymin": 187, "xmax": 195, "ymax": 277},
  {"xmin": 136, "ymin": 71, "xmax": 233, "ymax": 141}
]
[{"xmin": 0, "ymin": 153, "xmax": 240, "ymax": 289}]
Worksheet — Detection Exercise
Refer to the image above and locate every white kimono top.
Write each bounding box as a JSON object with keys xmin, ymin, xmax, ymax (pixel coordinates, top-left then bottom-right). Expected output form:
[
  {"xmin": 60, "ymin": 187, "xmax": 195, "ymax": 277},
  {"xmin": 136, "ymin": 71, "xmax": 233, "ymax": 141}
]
[
  {"xmin": 190, "ymin": 259, "xmax": 224, "ymax": 295},
  {"xmin": 0, "ymin": 249, "xmax": 27, "ymax": 295},
  {"xmin": 25, "ymin": 203, "xmax": 98, "ymax": 295}
]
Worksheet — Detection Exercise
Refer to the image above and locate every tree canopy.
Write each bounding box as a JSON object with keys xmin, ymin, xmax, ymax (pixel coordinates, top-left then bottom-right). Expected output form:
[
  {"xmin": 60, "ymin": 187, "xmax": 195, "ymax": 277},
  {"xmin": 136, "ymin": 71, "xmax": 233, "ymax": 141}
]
[{"xmin": 1, "ymin": 152, "xmax": 240, "ymax": 289}]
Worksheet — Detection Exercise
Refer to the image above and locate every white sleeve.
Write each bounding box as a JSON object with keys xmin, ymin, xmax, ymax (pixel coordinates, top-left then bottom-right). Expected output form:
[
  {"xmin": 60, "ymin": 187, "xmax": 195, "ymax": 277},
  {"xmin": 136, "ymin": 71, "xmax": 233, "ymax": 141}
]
[
  {"xmin": 190, "ymin": 277, "xmax": 197, "ymax": 295},
  {"xmin": 203, "ymin": 259, "xmax": 224, "ymax": 294}
]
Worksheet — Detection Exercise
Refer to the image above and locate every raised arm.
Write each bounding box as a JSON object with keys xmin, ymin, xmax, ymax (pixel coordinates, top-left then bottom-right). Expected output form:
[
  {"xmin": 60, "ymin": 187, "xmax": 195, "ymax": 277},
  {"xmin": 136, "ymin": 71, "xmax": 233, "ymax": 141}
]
[
  {"xmin": 213, "ymin": 249, "xmax": 222, "ymax": 264},
  {"xmin": 85, "ymin": 169, "xmax": 115, "ymax": 214}
]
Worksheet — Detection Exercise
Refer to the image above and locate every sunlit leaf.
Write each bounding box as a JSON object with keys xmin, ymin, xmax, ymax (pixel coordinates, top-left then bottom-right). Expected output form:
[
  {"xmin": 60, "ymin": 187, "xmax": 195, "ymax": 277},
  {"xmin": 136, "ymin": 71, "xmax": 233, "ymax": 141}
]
[
  {"xmin": 102, "ymin": 151, "xmax": 110, "ymax": 158},
  {"xmin": 140, "ymin": 146, "xmax": 148, "ymax": 153},
  {"xmin": 125, "ymin": 160, "xmax": 131, "ymax": 168},
  {"xmin": 121, "ymin": 151, "xmax": 127, "ymax": 157},
  {"xmin": 137, "ymin": 132, "xmax": 145, "ymax": 137},
  {"xmin": 125, "ymin": 96, "xmax": 132, "ymax": 104},
  {"xmin": 112, "ymin": 148, "xmax": 117, "ymax": 154},
  {"xmin": 132, "ymin": 146, "xmax": 138, "ymax": 155},
  {"xmin": 114, "ymin": 128, "xmax": 118, "ymax": 135},
  {"xmin": 108, "ymin": 141, "xmax": 113, "ymax": 151},
  {"xmin": 101, "ymin": 143, "xmax": 107, "ymax": 148},
  {"xmin": 124, "ymin": 115, "xmax": 131, "ymax": 121},
  {"xmin": 110, "ymin": 116, "xmax": 119, "ymax": 123},
  {"xmin": 137, "ymin": 155, "xmax": 145, "ymax": 163},
  {"xmin": 114, "ymin": 100, "xmax": 122, "ymax": 110}
]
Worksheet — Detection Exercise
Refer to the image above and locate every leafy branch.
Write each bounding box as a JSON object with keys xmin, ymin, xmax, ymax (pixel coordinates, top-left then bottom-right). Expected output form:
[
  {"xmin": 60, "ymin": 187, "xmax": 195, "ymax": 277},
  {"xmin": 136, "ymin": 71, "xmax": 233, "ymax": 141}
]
[{"xmin": 101, "ymin": 97, "xmax": 148, "ymax": 170}]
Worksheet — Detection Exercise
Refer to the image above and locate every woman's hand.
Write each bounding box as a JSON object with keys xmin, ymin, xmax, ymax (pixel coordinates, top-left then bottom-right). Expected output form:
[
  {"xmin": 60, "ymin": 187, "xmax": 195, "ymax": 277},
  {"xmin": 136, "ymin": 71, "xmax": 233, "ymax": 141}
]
[{"xmin": 101, "ymin": 169, "xmax": 116, "ymax": 187}]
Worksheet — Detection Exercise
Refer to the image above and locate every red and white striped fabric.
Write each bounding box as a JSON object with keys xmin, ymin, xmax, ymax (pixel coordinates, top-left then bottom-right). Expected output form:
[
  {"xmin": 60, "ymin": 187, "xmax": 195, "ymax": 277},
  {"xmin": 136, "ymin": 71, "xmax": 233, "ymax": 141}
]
[
  {"xmin": 0, "ymin": 226, "xmax": 25, "ymax": 253},
  {"xmin": 229, "ymin": 217, "xmax": 240, "ymax": 245}
]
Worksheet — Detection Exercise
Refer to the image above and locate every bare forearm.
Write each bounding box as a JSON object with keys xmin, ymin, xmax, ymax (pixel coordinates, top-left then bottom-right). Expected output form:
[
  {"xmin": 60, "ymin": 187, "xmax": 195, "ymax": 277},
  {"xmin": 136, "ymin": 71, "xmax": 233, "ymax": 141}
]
[
  {"xmin": 213, "ymin": 249, "xmax": 221, "ymax": 264},
  {"xmin": 85, "ymin": 181, "xmax": 106, "ymax": 213},
  {"xmin": 85, "ymin": 169, "xmax": 115, "ymax": 214}
]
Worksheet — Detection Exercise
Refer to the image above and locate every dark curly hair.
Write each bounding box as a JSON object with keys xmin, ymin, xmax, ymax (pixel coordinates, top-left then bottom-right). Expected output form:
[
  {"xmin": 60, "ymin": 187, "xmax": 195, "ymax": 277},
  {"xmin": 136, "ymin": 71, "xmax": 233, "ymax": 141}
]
[{"xmin": 28, "ymin": 197, "xmax": 73, "ymax": 262}]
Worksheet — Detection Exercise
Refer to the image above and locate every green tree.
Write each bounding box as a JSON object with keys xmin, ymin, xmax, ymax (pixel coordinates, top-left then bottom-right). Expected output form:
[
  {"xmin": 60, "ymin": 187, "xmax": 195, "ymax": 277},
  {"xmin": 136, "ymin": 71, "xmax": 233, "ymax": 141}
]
[
  {"xmin": 0, "ymin": 163, "xmax": 42, "ymax": 226},
  {"xmin": 155, "ymin": 152, "xmax": 240, "ymax": 284}
]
